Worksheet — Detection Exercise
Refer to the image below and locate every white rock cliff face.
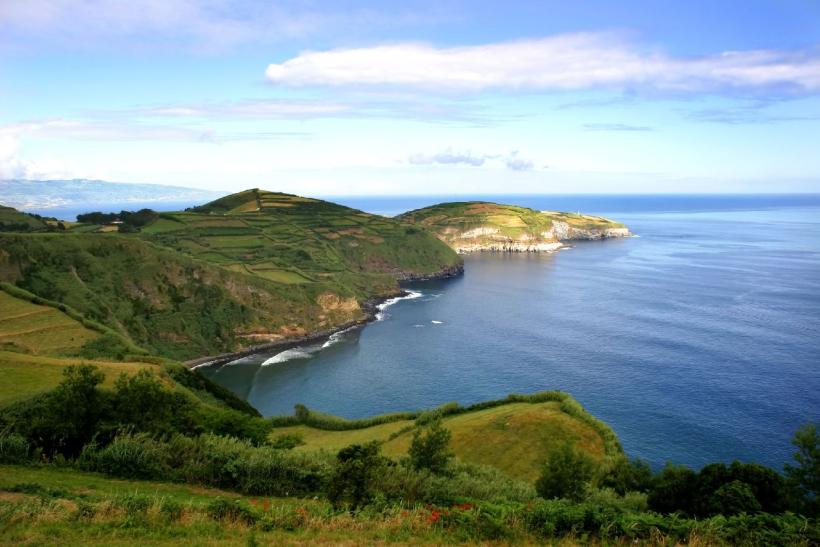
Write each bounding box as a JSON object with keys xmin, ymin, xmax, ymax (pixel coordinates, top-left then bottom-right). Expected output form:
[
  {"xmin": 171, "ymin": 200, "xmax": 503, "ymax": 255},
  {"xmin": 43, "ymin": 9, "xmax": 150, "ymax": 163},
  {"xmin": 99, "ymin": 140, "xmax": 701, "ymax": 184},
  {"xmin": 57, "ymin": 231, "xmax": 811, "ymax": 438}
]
[{"xmin": 446, "ymin": 221, "xmax": 630, "ymax": 254}]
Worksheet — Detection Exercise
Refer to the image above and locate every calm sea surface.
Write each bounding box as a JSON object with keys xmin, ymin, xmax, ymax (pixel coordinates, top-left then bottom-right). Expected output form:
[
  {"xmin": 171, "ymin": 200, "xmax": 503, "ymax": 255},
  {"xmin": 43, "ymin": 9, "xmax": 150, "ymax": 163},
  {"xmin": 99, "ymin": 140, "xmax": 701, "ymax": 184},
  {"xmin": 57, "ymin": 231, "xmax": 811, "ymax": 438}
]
[{"xmin": 200, "ymin": 195, "xmax": 820, "ymax": 470}]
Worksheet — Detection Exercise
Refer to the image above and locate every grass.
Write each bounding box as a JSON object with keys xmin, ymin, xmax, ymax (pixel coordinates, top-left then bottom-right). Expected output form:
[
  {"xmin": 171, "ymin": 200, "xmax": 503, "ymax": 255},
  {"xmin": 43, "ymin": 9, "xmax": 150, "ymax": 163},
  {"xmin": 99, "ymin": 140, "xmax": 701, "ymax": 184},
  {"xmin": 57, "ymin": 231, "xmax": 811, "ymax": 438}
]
[
  {"xmin": 0, "ymin": 351, "xmax": 154, "ymax": 406},
  {"xmin": 0, "ymin": 205, "xmax": 48, "ymax": 231},
  {"xmin": 397, "ymin": 201, "xmax": 627, "ymax": 251},
  {"xmin": 272, "ymin": 400, "xmax": 612, "ymax": 481},
  {"xmin": 0, "ymin": 291, "xmax": 100, "ymax": 355}
]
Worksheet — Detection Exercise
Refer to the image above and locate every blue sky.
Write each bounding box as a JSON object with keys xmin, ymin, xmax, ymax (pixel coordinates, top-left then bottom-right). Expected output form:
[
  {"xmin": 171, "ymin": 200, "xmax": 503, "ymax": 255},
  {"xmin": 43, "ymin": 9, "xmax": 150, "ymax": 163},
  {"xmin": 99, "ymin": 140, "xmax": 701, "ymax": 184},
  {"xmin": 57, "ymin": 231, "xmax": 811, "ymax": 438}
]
[{"xmin": 1, "ymin": 0, "xmax": 819, "ymax": 194}]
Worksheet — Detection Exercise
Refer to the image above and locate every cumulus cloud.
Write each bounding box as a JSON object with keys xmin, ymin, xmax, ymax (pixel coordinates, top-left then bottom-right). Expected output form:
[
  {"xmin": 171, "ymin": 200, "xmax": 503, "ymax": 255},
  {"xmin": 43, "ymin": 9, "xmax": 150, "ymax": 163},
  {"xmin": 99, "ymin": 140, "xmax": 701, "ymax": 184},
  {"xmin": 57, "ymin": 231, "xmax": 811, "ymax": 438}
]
[
  {"xmin": 583, "ymin": 123, "xmax": 654, "ymax": 132},
  {"xmin": 266, "ymin": 33, "xmax": 820, "ymax": 95},
  {"xmin": 408, "ymin": 149, "xmax": 535, "ymax": 171}
]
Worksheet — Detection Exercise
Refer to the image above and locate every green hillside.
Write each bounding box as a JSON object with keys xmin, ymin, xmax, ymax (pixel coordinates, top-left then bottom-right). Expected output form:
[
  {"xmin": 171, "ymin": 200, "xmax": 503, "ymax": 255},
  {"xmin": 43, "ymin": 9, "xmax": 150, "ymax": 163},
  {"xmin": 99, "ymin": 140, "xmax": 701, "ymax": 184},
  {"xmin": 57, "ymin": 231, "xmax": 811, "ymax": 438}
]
[
  {"xmin": 0, "ymin": 191, "xmax": 461, "ymax": 360},
  {"xmin": 397, "ymin": 201, "xmax": 629, "ymax": 252},
  {"xmin": 141, "ymin": 189, "xmax": 461, "ymax": 282},
  {"xmin": 0, "ymin": 205, "xmax": 50, "ymax": 232},
  {"xmin": 271, "ymin": 393, "xmax": 622, "ymax": 482}
]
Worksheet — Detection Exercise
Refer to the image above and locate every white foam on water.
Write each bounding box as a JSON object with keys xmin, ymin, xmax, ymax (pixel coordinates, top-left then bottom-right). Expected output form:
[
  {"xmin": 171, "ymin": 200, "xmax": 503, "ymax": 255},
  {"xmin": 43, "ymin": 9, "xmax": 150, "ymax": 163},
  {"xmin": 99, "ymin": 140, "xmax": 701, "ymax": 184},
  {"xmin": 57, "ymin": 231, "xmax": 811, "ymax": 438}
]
[
  {"xmin": 375, "ymin": 290, "xmax": 423, "ymax": 321},
  {"xmin": 321, "ymin": 325, "xmax": 357, "ymax": 349},
  {"xmin": 431, "ymin": 320, "xmax": 443, "ymax": 324},
  {"xmin": 261, "ymin": 348, "xmax": 314, "ymax": 366},
  {"xmin": 413, "ymin": 324, "xmax": 425, "ymax": 328}
]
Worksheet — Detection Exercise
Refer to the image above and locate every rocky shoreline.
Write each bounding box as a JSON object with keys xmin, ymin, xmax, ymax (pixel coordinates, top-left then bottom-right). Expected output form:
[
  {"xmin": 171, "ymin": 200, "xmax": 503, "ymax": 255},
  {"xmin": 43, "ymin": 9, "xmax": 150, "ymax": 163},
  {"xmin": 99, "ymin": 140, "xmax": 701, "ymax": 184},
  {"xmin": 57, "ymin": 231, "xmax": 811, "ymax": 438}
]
[{"xmin": 184, "ymin": 262, "xmax": 464, "ymax": 369}]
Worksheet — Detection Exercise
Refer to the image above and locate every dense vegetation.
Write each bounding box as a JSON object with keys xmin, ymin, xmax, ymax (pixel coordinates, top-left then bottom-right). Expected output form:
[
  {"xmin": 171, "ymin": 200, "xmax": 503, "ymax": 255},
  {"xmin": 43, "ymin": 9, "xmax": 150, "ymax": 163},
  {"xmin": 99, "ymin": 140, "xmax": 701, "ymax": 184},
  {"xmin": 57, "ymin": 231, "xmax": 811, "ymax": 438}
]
[
  {"xmin": 0, "ymin": 367, "xmax": 816, "ymax": 544},
  {"xmin": 76, "ymin": 208, "xmax": 159, "ymax": 232},
  {"xmin": 0, "ymin": 191, "xmax": 461, "ymax": 360}
]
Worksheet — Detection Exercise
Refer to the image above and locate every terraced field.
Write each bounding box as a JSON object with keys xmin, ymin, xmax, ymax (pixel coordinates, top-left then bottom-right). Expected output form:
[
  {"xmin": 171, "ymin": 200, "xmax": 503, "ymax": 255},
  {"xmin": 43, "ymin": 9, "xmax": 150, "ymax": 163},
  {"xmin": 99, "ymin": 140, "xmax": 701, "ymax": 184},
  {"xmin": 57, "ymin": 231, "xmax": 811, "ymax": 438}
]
[
  {"xmin": 141, "ymin": 190, "xmax": 461, "ymax": 286},
  {"xmin": 0, "ymin": 290, "xmax": 100, "ymax": 355},
  {"xmin": 270, "ymin": 396, "xmax": 621, "ymax": 481},
  {"xmin": 397, "ymin": 201, "xmax": 629, "ymax": 252}
]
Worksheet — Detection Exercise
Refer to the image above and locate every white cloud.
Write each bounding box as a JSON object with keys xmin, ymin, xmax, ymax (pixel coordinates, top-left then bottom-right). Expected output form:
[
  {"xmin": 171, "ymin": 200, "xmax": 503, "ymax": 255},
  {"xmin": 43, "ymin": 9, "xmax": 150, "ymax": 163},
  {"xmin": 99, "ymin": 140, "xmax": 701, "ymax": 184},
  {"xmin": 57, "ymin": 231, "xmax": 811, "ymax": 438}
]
[
  {"xmin": 409, "ymin": 150, "xmax": 486, "ymax": 167},
  {"xmin": 266, "ymin": 33, "xmax": 820, "ymax": 95},
  {"xmin": 583, "ymin": 123, "xmax": 654, "ymax": 132},
  {"xmin": 408, "ymin": 148, "xmax": 535, "ymax": 171},
  {"xmin": 0, "ymin": 0, "xmax": 444, "ymax": 52}
]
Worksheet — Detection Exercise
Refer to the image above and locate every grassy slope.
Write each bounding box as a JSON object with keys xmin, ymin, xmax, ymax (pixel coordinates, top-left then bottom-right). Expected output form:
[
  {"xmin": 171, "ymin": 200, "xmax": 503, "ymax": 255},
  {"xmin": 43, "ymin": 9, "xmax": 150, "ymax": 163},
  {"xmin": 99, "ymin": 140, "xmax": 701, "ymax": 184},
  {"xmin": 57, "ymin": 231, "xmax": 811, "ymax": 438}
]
[
  {"xmin": 271, "ymin": 397, "xmax": 620, "ymax": 482},
  {"xmin": 0, "ymin": 192, "xmax": 460, "ymax": 360},
  {"xmin": 142, "ymin": 189, "xmax": 460, "ymax": 282},
  {"xmin": 0, "ymin": 351, "xmax": 153, "ymax": 407},
  {"xmin": 0, "ymin": 290, "xmax": 100, "ymax": 355},
  {"xmin": 0, "ymin": 205, "xmax": 48, "ymax": 231},
  {"xmin": 397, "ymin": 201, "xmax": 627, "ymax": 249}
]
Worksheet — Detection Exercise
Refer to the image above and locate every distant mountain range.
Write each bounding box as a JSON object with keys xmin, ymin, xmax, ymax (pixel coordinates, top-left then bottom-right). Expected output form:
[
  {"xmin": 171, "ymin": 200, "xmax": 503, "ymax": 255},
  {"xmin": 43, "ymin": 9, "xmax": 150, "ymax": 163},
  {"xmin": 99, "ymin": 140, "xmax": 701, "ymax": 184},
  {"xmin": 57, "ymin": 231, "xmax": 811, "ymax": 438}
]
[{"xmin": 0, "ymin": 179, "xmax": 224, "ymax": 212}]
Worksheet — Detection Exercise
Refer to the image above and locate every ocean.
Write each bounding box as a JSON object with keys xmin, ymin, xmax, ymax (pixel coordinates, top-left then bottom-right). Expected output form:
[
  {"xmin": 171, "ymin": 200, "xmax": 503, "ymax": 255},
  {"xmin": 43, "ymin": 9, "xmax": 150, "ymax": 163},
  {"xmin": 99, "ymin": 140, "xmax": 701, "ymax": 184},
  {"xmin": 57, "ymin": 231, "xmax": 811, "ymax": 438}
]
[{"xmin": 195, "ymin": 194, "xmax": 820, "ymax": 470}]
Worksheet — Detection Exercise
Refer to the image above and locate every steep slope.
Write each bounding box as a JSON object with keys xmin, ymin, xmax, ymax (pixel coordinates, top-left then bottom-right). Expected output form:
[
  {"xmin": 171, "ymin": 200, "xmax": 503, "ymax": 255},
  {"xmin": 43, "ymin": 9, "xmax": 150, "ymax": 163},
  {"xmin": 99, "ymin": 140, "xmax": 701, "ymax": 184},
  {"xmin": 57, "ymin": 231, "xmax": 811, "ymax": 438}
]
[
  {"xmin": 0, "ymin": 194, "xmax": 462, "ymax": 360},
  {"xmin": 397, "ymin": 201, "xmax": 629, "ymax": 253}
]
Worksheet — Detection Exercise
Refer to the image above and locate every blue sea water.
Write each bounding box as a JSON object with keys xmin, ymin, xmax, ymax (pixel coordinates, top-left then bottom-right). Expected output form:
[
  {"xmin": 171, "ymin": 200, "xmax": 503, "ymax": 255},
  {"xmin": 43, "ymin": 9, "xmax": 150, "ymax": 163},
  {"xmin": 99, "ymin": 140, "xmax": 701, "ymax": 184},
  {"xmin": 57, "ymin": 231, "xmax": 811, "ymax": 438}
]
[{"xmin": 199, "ymin": 194, "xmax": 820, "ymax": 470}]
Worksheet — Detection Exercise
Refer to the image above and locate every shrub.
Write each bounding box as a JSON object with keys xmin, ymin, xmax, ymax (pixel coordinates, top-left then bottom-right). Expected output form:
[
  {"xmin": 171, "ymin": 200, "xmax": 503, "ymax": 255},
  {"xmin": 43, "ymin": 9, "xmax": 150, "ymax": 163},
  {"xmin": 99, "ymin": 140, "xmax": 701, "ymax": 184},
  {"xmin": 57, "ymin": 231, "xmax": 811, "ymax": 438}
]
[
  {"xmin": 600, "ymin": 456, "xmax": 653, "ymax": 494},
  {"xmin": 784, "ymin": 422, "xmax": 819, "ymax": 517},
  {"xmin": 328, "ymin": 442, "xmax": 385, "ymax": 510},
  {"xmin": 648, "ymin": 463, "xmax": 698, "ymax": 514},
  {"xmin": 708, "ymin": 480, "xmax": 762, "ymax": 515},
  {"xmin": 408, "ymin": 419, "xmax": 452, "ymax": 474},
  {"xmin": 81, "ymin": 433, "xmax": 168, "ymax": 479},
  {"xmin": 535, "ymin": 442, "xmax": 596, "ymax": 501},
  {"xmin": 270, "ymin": 433, "xmax": 304, "ymax": 450},
  {"xmin": 206, "ymin": 498, "xmax": 259, "ymax": 525},
  {"xmin": 0, "ymin": 433, "xmax": 32, "ymax": 463}
]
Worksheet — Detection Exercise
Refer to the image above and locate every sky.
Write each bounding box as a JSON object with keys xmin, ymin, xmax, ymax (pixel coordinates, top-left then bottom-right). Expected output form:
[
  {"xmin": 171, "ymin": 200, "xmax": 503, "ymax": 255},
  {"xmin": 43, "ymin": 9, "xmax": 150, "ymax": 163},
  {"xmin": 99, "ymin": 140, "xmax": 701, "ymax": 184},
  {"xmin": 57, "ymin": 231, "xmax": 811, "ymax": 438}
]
[{"xmin": 1, "ymin": 0, "xmax": 819, "ymax": 195}]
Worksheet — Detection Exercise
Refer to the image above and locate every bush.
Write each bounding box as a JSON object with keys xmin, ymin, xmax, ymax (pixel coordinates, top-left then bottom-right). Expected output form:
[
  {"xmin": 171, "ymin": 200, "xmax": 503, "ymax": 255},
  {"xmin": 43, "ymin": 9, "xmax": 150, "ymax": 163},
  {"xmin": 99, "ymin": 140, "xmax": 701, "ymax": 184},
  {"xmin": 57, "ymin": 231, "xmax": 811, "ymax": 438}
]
[
  {"xmin": 535, "ymin": 442, "xmax": 596, "ymax": 501},
  {"xmin": 600, "ymin": 457, "xmax": 653, "ymax": 494},
  {"xmin": 408, "ymin": 419, "xmax": 452, "ymax": 474},
  {"xmin": 328, "ymin": 442, "xmax": 385, "ymax": 510},
  {"xmin": 80, "ymin": 433, "xmax": 168, "ymax": 479},
  {"xmin": 784, "ymin": 422, "xmax": 819, "ymax": 517},
  {"xmin": 708, "ymin": 480, "xmax": 762, "ymax": 515},
  {"xmin": 206, "ymin": 498, "xmax": 260, "ymax": 525},
  {"xmin": 0, "ymin": 433, "xmax": 32, "ymax": 463}
]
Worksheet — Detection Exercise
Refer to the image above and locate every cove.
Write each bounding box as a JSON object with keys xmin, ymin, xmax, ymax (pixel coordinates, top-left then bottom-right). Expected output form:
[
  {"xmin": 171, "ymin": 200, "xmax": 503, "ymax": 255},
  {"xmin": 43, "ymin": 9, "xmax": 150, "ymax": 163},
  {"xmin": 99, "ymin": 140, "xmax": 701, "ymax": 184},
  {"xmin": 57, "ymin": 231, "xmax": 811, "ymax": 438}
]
[{"xmin": 199, "ymin": 196, "xmax": 820, "ymax": 470}]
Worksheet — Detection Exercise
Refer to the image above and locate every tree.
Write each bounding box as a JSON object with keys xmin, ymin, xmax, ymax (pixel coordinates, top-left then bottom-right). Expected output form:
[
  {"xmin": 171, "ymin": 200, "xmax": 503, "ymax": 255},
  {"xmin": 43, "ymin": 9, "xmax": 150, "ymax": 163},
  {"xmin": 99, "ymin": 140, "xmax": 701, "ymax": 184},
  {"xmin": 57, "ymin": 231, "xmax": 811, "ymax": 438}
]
[
  {"xmin": 112, "ymin": 370, "xmax": 195, "ymax": 436},
  {"xmin": 26, "ymin": 365, "xmax": 108, "ymax": 457},
  {"xmin": 784, "ymin": 423, "xmax": 819, "ymax": 516},
  {"xmin": 647, "ymin": 463, "xmax": 698, "ymax": 514},
  {"xmin": 535, "ymin": 442, "xmax": 596, "ymax": 501},
  {"xmin": 601, "ymin": 457, "xmax": 653, "ymax": 494},
  {"xmin": 707, "ymin": 480, "xmax": 761, "ymax": 515},
  {"xmin": 327, "ymin": 442, "xmax": 385, "ymax": 511},
  {"xmin": 408, "ymin": 419, "xmax": 452, "ymax": 474}
]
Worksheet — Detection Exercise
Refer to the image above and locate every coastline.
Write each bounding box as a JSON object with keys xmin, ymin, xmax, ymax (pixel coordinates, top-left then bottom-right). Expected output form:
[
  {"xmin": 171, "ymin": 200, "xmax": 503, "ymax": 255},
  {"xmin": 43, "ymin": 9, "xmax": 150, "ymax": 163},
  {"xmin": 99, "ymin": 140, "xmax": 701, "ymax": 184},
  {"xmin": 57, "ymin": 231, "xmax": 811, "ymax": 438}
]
[{"xmin": 184, "ymin": 262, "xmax": 463, "ymax": 369}]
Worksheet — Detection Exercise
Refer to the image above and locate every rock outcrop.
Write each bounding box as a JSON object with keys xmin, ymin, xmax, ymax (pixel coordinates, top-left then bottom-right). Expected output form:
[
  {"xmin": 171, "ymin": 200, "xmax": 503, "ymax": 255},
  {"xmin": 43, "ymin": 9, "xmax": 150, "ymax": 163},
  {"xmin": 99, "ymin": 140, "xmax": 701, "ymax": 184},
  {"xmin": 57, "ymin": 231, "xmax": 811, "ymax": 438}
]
[{"xmin": 397, "ymin": 201, "xmax": 630, "ymax": 254}]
